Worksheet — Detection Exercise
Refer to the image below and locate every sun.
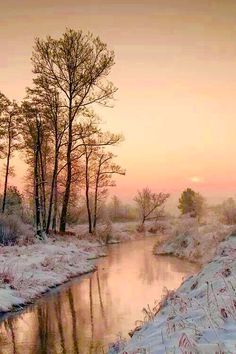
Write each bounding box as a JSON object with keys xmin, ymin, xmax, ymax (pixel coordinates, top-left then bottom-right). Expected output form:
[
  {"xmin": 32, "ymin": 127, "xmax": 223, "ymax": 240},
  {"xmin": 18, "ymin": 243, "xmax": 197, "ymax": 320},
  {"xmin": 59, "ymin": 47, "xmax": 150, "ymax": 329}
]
[{"xmin": 190, "ymin": 176, "xmax": 202, "ymax": 183}]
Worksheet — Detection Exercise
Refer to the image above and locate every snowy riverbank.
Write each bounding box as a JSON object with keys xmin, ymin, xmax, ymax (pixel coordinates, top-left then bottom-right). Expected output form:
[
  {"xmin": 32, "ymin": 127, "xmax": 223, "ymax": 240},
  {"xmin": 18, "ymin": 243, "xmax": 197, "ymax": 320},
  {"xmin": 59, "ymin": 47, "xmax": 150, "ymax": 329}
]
[
  {"xmin": 154, "ymin": 217, "xmax": 234, "ymax": 265},
  {"xmin": 0, "ymin": 237, "xmax": 105, "ymax": 313},
  {"xmin": 0, "ymin": 221, "xmax": 160, "ymax": 315},
  {"xmin": 74, "ymin": 220, "xmax": 162, "ymax": 243},
  {"xmin": 110, "ymin": 232, "xmax": 236, "ymax": 353}
]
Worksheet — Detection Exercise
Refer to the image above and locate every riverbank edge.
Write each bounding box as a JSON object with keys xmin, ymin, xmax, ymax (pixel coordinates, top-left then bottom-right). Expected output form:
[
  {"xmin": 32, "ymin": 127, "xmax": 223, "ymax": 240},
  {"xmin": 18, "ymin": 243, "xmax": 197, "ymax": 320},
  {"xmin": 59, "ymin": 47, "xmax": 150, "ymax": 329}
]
[
  {"xmin": 0, "ymin": 267, "xmax": 98, "ymax": 319},
  {"xmin": 0, "ymin": 223, "xmax": 160, "ymax": 318},
  {"xmin": 112, "ymin": 235, "xmax": 236, "ymax": 353},
  {"xmin": 153, "ymin": 250, "xmax": 202, "ymax": 266},
  {"xmin": 153, "ymin": 220, "xmax": 235, "ymax": 266},
  {"xmin": 0, "ymin": 238, "xmax": 106, "ymax": 316}
]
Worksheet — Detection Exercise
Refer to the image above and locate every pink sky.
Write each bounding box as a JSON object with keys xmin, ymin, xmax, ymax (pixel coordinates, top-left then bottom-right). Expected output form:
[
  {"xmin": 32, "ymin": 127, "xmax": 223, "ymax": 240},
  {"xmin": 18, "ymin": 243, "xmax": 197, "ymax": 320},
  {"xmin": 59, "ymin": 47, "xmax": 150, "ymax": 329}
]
[{"xmin": 1, "ymin": 0, "xmax": 236, "ymax": 208}]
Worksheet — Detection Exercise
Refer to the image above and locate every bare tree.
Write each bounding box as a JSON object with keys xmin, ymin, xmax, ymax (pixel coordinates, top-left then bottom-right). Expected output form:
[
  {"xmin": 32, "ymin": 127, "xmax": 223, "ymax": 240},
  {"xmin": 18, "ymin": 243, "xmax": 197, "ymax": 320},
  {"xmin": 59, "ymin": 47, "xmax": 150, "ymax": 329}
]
[
  {"xmin": 110, "ymin": 195, "xmax": 122, "ymax": 221},
  {"xmin": 134, "ymin": 188, "xmax": 169, "ymax": 225},
  {"xmin": 21, "ymin": 101, "xmax": 47, "ymax": 239},
  {"xmin": 81, "ymin": 131, "xmax": 124, "ymax": 233},
  {"xmin": 31, "ymin": 28, "xmax": 117, "ymax": 232},
  {"xmin": 0, "ymin": 92, "xmax": 21, "ymax": 213},
  {"xmin": 92, "ymin": 150, "xmax": 125, "ymax": 231},
  {"xmin": 28, "ymin": 84, "xmax": 67, "ymax": 233}
]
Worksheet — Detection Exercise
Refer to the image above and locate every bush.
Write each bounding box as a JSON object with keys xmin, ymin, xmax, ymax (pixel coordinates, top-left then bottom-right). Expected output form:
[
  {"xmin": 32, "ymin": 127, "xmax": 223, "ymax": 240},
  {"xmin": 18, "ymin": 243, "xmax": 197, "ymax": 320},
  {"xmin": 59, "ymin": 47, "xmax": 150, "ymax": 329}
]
[
  {"xmin": 0, "ymin": 186, "xmax": 23, "ymax": 216},
  {"xmin": 136, "ymin": 224, "xmax": 145, "ymax": 233},
  {"xmin": 173, "ymin": 216, "xmax": 198, "ymax": 236},
  {"xmin": 148, "ymin": 226, "xmax": 157, "ymax": 234},
  {"xmin": 0, "ymin": 215, "xmax": 33, "ymax": 246},
  {"xmin": 96, "ymin": 220, "xmax": 112, "ymax": 244},
  {"xmin": 178, "ymin": 188, "xmax": 205, "ymax": 220},
  {"xmin": 217, "ymin": 198, "xmax": 236, "ymax": 225},
  {"xmin": 148, "ymin": 221, "xmax": 170, "ymax": 234}
]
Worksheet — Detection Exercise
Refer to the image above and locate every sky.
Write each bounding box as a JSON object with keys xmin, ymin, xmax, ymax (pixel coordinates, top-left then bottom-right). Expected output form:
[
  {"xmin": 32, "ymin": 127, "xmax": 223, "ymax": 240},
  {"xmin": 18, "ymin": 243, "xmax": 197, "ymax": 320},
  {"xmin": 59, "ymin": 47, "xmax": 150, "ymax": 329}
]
[{"xmin": 1, "ymin": 0, "xmax": 236, "ymax": 209}]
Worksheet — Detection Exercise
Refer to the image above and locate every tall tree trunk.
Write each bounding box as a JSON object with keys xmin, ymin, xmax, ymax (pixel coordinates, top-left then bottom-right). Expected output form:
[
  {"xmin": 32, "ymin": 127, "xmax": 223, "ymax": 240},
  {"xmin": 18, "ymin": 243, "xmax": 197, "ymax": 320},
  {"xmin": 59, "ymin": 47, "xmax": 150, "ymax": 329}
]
[
  {"xmin": 2, "ymin": 149, "xmax": 11, "ymax": 213},
  {"xmin": 93, "ymin": 164, "xmax": 101, "ymax": 231},
  {"xmin": 60, "ymin": 98, "xmax": 72, "ymax": 232},
  {"xmin": 34, "ymin": 118, "xmax": 45, "ymax": 239},
  {"xmin": 34, "ymin": 138, "xmax": 42, "ymax": 238},
  {"xmin": 52, "ymin": 172, "xmax": 58, "ymax": 231},
  {"xmin": 2, "ymin": 120, "xmax": 12, "ymax": 214},
  {"xmin": 39, "ymin": 144, "xmax": 46, "ymax": 230},
  {"xmin": 46, "ymin": 147, "xmax": 58, "ymax": 233},
  {"xmin": 85, "ymin": 151, "xmax": 93, "ymax": 234}
]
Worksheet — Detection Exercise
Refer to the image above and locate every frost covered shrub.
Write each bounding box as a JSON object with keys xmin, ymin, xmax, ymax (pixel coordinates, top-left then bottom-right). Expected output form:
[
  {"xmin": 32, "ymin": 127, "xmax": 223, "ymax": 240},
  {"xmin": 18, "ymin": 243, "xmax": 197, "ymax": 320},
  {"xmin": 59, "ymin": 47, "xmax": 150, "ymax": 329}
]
[
  {"xmin": 0, "ymin": 215, "xmax": 33, "ymax": 246},
  {"xmin": 136, "ymin": 223, "xmax": 145, "ymax": 233},
  {"xmin": 0, "ymin": 267, "xmax": 14, "ymax": 285},
  {"xmin": 148, "ymin": 226, "xmax": 157, "ymax": 234},
  {"xmin": 96, "ymin": 220, "xmax": 112, "ymax": 244},
  {"xmin": 109, "ymin": 334, "xmax": 127, "ymax": 354},
  {"xmin": 154, "ymin": 215, "xmax": 234, "ymax": 263},
  {"xmin": 153, "ymin": 216, "xmax": 199, "ymax": 256},
  {"xmin": 172, "ymin": 215, "xmax": 199, "ymax": 238},
  {"xmin": 154, "ymin": 220, "xmax": 170, "ymax": 234},
  {"xmin": 199, "ymin": 221, "xmax": 232, "ymax": 243},
  {"xmin": 217, "ymin": 198, "xmax": 236, "ymax": 225}
]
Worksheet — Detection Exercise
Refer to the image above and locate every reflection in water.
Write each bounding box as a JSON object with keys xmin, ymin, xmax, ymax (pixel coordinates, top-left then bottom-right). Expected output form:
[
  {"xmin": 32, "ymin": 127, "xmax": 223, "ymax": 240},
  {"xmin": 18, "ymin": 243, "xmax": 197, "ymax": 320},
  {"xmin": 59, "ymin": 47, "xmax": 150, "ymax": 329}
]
[
  {"xmin": 68, "ymin": 289, "xmax": 79, "ymax": 354},
  {"xmin": 0, "ymin": 237, "xmax": 199, "ymax": 353}
]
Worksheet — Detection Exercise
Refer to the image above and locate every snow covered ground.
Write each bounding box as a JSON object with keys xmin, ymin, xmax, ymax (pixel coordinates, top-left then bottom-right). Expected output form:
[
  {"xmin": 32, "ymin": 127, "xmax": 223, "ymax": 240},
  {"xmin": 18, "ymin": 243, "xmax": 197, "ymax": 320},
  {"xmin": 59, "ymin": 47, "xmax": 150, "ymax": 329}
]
[
  {"xmin": 0, "ymin": 237, "xmax": 105, "ymax": 313},
  {"xmin": 73, "ymin": 220, "xmax": 163, "ymax": 243},
  {"xmin": 154, "ymin": 216, "xmax": 235, "ymax": 265},
  {"xmin": 0, "ymin": 220, "xmax": 160, "ymax": 315},
  {"xmin": 109, "ymin": 221, "xmax": 236, "ymax": 353}
]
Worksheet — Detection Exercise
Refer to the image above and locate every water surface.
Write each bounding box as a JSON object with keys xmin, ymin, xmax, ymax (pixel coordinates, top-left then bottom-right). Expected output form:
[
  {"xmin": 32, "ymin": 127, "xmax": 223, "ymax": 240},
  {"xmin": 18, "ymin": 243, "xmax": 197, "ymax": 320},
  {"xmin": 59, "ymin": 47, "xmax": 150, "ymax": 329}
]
[{"xmin": 0, "ymin": 237, "xmax": 199, "ymax": 353}]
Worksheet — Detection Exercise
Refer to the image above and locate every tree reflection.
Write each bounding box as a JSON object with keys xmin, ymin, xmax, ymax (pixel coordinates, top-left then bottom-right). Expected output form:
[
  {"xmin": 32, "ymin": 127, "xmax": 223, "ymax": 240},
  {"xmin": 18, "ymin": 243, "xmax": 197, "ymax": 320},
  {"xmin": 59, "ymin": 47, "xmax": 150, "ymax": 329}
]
[
  {"xmin": 96, "ymin": 271, "xmax": 107, "ymax": 327},
  {"xmin": 89, "ymin": 277, "xmax": 94, "ymax": 354},
  {"xmin": 54, "ymin": 295, "xmax": 66, "ymax": 354},
  {"xmin": 37, "ymin": 305, "xmax": 49, "ymax": 353},
  {"xmin": 67, "ymin": 288, "xmax": 79, "ymax": 354}
]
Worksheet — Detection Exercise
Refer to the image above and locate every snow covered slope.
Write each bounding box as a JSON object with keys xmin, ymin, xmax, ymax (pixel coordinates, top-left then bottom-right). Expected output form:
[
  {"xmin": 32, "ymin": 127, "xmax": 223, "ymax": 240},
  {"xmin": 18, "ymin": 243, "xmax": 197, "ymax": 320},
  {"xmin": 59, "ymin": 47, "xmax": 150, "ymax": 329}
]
[{"xmin": 110, "ymin": 235, "xmax": 236, "ymax": 353}]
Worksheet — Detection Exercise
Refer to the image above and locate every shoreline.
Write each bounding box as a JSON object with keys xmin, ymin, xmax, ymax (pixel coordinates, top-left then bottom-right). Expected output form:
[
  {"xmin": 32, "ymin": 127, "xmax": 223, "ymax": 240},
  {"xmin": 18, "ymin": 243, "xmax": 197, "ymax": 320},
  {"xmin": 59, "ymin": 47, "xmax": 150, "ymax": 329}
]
[
  {"xmin": 112, "ymin": 235, "xmax": 236, "ymax": 353},
  {"xmin": 0, "ymin": 267, "xmax": 98, "ymax": 321},
  {"xmin": 154, "ymin": 250, "xmax": 202, "ymax": 266},
  {"xmin": 0, "ymin": 237, "xmax": 106, "ymax": 315},
  {"xmin": 0, "ymin": 221, "xmax": 160, "ymax": 318}
]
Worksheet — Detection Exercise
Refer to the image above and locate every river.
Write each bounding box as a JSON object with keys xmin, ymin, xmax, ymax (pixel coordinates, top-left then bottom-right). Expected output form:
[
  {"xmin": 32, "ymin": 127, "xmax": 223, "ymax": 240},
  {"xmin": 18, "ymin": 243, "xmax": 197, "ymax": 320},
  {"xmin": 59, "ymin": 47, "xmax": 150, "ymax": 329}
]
[{"xmin": 0, "ymin": 236, "xmax": 199, "ymax": 354}]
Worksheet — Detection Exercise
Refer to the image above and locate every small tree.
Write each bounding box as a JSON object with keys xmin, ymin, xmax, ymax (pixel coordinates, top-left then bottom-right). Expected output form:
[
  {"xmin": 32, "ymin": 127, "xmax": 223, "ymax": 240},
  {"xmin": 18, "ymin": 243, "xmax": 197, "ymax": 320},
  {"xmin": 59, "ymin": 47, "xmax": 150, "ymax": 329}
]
[
  {"xmin": 178, "ymin": 188, "xmax": 205, "ymax": 220},
  {"xmin": 216, "ymin": 198, "xmax": 236, "ymax": 225},
  {"xmin": 92, "ymin": 150, "xmax": 125, "ymax": 231},
  {"xmin": 0, "ymin": 186, "xmax": 23, "ymax": 215},
  {"xmin": 134, "ymin": 188, "xmax": 169, "ymax": 225},
  {"xmin": 110, "ymin": 195, "xmax": 122, "ymax": 221}
]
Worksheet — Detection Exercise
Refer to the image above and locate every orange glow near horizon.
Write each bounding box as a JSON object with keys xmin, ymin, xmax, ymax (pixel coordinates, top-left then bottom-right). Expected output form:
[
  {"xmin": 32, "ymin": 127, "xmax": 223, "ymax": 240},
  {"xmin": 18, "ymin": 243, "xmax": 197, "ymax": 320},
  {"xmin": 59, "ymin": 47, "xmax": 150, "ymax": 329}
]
[{"xmin": 1, "ymin": 0, "xmax": 236, "ymax": 209}]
